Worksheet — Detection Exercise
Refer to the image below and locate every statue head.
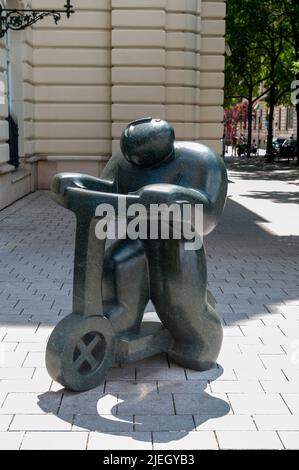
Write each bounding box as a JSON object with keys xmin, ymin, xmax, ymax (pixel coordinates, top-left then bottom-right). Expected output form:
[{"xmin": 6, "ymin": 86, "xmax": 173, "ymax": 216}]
[{"xmin": 120, "ymin": 118, "xmax": 175, "ymax": 168}]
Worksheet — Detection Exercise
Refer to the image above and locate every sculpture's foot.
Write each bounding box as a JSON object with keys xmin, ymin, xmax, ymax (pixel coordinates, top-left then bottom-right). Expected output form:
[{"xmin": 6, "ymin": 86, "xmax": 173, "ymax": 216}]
[
  {"xmin": 168, "ymin": 303, "xmax": 223, "ymax": 371},
  {"xmin": 169, "ymin": 342, "xmax": 215, "ymax": 371}
]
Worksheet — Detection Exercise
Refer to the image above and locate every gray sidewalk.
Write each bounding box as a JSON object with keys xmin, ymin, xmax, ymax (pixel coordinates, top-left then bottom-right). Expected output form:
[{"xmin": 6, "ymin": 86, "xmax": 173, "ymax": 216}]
[{"xmin": 0, "ymin": 163, "xmax": 299, "ymax": 450}]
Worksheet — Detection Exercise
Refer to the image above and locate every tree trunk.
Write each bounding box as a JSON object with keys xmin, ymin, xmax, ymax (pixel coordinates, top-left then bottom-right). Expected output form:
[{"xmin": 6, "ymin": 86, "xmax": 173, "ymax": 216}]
[
  {"xmin": 296, "ymin": 71, "xmax": 299, "ymax": 165},
  {"xmin": 296, "ymin": 102, "xmax": 299, "ymax": 166},
  {"xmin": 266, "ymin": 69, "xmax": 276, "ymax": 162},
  {"xmin": 247, "ymin": 85, "xmax": 253, "ymax": 158}
]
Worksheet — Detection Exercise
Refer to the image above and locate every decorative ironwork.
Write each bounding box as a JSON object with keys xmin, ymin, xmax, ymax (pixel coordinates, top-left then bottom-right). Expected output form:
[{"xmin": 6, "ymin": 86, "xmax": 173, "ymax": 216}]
[{"xmin": 0, "ymin": 1, "xmax": 74, "ymax": 37}]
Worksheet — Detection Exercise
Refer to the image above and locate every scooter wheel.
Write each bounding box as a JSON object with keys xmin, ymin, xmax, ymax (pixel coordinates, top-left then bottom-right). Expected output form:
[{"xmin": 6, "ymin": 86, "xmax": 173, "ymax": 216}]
[{"xmin": 46, "ymin": 314, "xmax": 116, "ymax": 392}]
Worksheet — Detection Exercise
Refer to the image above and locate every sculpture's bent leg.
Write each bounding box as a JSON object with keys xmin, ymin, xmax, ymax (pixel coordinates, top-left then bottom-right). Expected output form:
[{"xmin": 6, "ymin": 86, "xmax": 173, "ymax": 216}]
[
  {"xmin": 103, "ymin": 239, "xmax": 150, "ymax": 334},
  {"xmin": 144, "ymin": 239, "xmax": 223, "ymax": 371}
]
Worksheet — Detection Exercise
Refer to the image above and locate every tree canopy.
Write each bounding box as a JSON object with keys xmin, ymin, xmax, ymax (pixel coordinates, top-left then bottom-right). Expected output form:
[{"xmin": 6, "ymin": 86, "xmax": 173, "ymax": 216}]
[{"xmin": 225, "ymin": 0, "xmax": 299, "ymax": 162}]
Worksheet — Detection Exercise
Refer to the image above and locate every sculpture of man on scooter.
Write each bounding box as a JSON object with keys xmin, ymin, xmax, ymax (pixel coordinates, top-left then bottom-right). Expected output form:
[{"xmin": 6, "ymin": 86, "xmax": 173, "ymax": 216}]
[{"xmin": 46, "ymin": 118, "xmax": 228, "ymax": 392}]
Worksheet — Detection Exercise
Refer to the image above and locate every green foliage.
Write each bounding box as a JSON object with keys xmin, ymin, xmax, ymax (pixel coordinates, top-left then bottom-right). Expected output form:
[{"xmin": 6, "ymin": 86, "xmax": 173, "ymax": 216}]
[
  {"xmin": 225, "ymin": 0, "xmax": 299, "ymax": 157},
  {"xmin": 225, "ymin": 0, "xmax": 293, "ymax": 107},
  {"xmin": 225, "ymin": 0, "xmax": 266, "ymax": 107},
  {"xmin": 291, "ymin": 61, "xmax": 299, "ymax": 74}
]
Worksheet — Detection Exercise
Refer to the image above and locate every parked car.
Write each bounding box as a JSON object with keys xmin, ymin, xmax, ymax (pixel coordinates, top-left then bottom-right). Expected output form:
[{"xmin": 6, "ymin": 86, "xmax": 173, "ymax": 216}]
[
  {"xmin": 272, "ymin": 138, "xmax": 285, "ymax": 152},
  {"xmin": 278, "ymin": 139, "xmax": 297, "ymax": 161}
]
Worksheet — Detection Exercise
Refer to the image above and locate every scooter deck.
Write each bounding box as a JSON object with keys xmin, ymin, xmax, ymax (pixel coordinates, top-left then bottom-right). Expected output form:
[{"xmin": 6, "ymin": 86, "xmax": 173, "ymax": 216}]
[{"xmin": 115, "ymin": 321, "xmax": 173, "ymax": 365}]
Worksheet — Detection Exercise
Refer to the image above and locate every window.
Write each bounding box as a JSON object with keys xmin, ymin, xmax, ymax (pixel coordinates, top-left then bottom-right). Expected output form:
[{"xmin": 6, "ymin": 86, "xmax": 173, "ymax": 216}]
[
  {"xmin": 278, "ymin": 108, "xmax": 281, "ymax": 131},
  {"xmin": 286, "ymin": 108, "xmax": 294, "ymax": 131}
]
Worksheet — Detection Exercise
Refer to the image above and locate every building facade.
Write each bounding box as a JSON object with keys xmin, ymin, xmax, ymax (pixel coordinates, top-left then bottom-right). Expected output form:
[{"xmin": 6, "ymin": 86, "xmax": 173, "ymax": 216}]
[
  {"xmin": 252, "ymin": 105, "xmax": 297, "ymax": 147},
  {"xmin": 0, "ymin": 0, "xmax": 226, "ymax": 210}
]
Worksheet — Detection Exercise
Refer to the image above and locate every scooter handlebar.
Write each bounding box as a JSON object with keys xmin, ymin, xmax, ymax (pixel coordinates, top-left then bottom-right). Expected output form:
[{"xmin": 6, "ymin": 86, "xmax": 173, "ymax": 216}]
[{"xmin": 51, "ymin": 173, "xmax": 139, "ymax": 216}]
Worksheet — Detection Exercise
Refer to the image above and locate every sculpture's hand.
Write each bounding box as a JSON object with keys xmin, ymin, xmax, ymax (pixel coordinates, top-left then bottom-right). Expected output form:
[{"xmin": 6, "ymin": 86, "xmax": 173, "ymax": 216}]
[
  {"xmin": 132, "ymin": 184, "xmax": 217, "ymax": 235},
  {"xmin": 133, "ymin": 184, "xmax": 210, "ymax": 208},
  {"xmin": 51, "ymin": 173, "xmax": 115, "ymax": 207}
]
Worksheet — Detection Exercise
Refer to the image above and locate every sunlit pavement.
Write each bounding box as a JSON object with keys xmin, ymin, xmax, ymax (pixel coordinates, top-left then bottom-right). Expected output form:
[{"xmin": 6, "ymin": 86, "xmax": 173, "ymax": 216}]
[{"xmin": 0, "ymin": 161, "xmax": 298, "ymax": 449}]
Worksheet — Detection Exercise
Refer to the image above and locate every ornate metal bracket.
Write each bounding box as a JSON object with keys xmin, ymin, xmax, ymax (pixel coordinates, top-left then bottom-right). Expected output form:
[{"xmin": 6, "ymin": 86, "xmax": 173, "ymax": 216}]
[{"xmin": 0, "ymin": 1, "xmax": 74, "ymax": 37}]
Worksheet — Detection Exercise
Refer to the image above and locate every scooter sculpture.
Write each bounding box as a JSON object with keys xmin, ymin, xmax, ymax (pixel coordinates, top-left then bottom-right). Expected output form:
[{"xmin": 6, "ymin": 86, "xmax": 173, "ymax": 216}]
[{"xmin": 46, "ymin": 118, "xmax": 228, "ymax": 391}]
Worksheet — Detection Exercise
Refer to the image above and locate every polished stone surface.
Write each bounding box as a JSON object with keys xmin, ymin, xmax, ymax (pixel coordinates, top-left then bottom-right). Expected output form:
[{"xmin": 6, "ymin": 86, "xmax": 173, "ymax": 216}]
[{"xmin": 46, "ymin": 119, "xmax": 227, "ymax": 391}]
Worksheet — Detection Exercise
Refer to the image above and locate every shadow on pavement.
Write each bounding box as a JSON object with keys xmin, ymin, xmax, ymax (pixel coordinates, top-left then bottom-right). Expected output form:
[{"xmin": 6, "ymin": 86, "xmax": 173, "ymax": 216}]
[
  {"xmin": 37, "ymin": 365, "xmax": 230, "ymax": 444},
  {"xmin": 226, "ymin": 157, "xmax": 299, "ymax": 183},
  {"xmin": 241, "ymin": 191, "xmax": 299, "ymax": 204}
]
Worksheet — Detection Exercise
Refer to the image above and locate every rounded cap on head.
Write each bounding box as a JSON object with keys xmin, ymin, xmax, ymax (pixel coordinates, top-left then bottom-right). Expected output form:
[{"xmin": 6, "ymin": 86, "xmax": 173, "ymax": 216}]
[{"xmin": 120, "ymin": 118, "xmax": 175, "ymax": 168}]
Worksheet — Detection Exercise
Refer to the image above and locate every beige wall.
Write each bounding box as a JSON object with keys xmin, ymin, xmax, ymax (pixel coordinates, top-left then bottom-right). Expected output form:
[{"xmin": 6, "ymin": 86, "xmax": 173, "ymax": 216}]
[
  {"xmin": 0, "ymin": 0, "xmax": 226, "ymax": 197},
  {"xmin": 111, "ymin": 0, "xmax": 225, "ymax": 153}
]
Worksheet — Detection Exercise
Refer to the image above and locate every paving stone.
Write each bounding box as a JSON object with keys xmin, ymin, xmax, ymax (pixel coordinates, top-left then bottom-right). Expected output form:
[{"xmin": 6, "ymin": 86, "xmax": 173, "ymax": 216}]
[
  {"xmin": 173, "ymin": 392, "xmax": 231, "ymax": 416},
  {"xmin": 60, "ymin": 393, "xmax": 116, "ymax": 416},
  {"xmin": 261, "ymin": 380, "xmax": 299, "ymax": 393},
  {"xmin": 0, "ymin": 368, "xmax": 34, "ymax": 380},
  {"xmin": 0, "ymin": 351, "xmax": 27, "ymax": 367},
  {"xmin": 261, "ymin": 354, "xmax": 299, "ymax": 370},
  {"xmin": 210, "ymin": 380, "xmax": 263, "ymax": 393},
  {"xmin": 278, "ymin": 432, "xmax": 299, "ymax": 449},
  {"xmin": 281, "ymin": 366, "xmax": 299, "ymax": 381},
  {"xmin": 135, "ymin": 415, "xmax": 195, "ymax": 432},
  {"xmin": 157, "ymin": 380, "xmax": 208, "ymax": 394},
  {"xmin": 240, "ymin": 325, "xmax": 286, "ymax": 341},
  {"xmin": 185, "ymin": 365, "xmax": 236, "ymax": 381},
  {"xmin": 15, "ymin": 342, "xmax": 46, "ymax": 352},
  {"xmin": 88, "ymin": 432, "xmax": 152, "ymax": 450},
  {"xmin": 3, "ymin": 330, "xmax": 49, "ymax": 343},
  {"xmin": 73, "ymin": 414, "xmax": 133, "ymax": 432},
  {"xmin": 0, "ymin": 377, "xmax": 52, "ymax": 393},
  {"xmin": 0, "ymin": 432, "xmax": 24, "ymax": 450},
  {"xmin": 0, "ymin": 414, "xmax": 13, "ymax": 431},
  {"xmin": 239, "ymin": 343, "xmax": 285, "ymax": 354},
  {"xmin": 136, "ymin": 367, "xmax": 186, "ymax": 381},
  {"xmin": 281, "ymin": 394, "xmax": 299, "ymax": 414},
  {"xmin": 254, "ymin": 415, "xmax": 299, "ymax": 431},
  {"xmin": 0, "ymin": 343, "xmax": 17, "ymax": 353},
  {"xmin": 106, "ymin": 366, "xmax": 136, "ymax": 381},
  {"xmin": 194, "ymin": 414, "xmax": 256, "ymax": 431},
  {"xmin": 105, "ymin": 381, "xmax": 157, "ymax": 394},
  {"xmin": 234, "ymin": 367, "xmax": 286, "ymax": 381},
  {"xmin": 0, "ymin": 392, "xmax": 61, "ymax": 415},
  {"xmin": 117, "ymin": 392, "xmax": 175, "ymax": 416},
  {"xmin": 216, "ymin": 430, "xmax": 284, "ymax": 449},
  {"xmin": 126, "ymin": 353, "xmax": 169, "ymax": 368},
  {"xmin": 22, "ymin": 352, "xmax": 45, "ymax": 368},
  {"xmin": 228, "ymin": 393, "xmax": 290, "ymax": 415},
  {"xmin": 153, "ymin": 431, "xmax": 218, "ymax": 450},
  {"xmin": 223, "ymin": 326, "xmax": 244, "ymax": 337},
  {"xmin": 21, "ymin": 431, "xmax": 88, "ymax": 450},
  {"xmin": 0, "ymin": 328, "xmax": 6, "ymax": 341},
  {"xmin": 10, "ymin": 414, "xmax": 72, "ymax": 431}
]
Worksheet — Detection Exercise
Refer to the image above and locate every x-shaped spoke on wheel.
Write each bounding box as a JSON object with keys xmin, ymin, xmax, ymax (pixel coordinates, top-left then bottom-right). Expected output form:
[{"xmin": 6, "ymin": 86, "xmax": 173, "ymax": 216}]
[{"xmin": 74, "ymin": 335, "xmax": 100, "ymax": 371}]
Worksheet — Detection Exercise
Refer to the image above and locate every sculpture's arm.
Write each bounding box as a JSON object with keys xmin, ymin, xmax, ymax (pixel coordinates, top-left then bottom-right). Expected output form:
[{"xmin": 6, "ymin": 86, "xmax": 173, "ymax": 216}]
[
  {"xmin": 134, "ymin": 183, "xmax": 219, "ymax": 236},
  {"xmin": 55, "ymin": 186, "xmax": 140, "ymax": 217},
  {"xmin": 51, "ymin": 173, "xmax": 115, "ymax": 208}
]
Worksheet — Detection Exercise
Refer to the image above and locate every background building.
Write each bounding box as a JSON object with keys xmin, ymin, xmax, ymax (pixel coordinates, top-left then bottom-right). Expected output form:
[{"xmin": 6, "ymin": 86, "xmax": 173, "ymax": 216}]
[
  {"xmin": 0, "ymin": 0, "xmax": 226, "ymax": 210},
  {"xmin": 252, "ymin": 105, "xmax": 297, "ymax": 146}
]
